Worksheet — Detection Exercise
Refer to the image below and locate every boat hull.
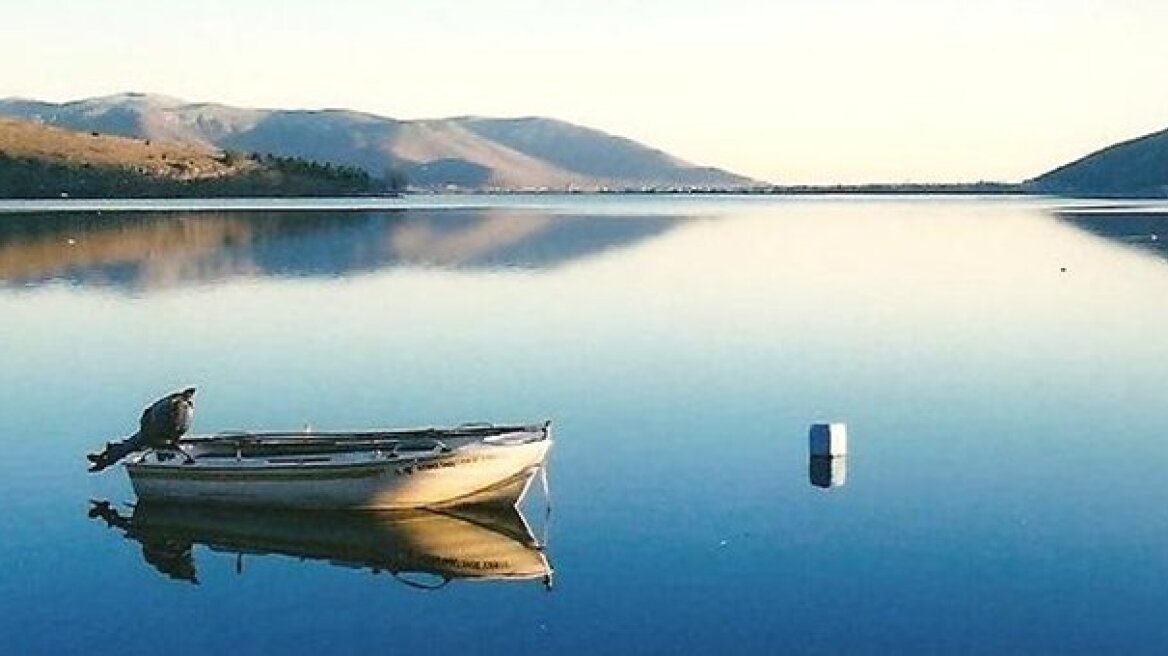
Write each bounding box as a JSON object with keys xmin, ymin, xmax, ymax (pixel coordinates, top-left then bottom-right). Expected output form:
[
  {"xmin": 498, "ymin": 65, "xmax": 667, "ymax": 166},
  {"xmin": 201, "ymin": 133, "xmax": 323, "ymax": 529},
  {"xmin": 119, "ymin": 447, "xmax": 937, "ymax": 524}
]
[{"xmin": 127, "ymin": 438, "xmax": 550, "ymax": 510}]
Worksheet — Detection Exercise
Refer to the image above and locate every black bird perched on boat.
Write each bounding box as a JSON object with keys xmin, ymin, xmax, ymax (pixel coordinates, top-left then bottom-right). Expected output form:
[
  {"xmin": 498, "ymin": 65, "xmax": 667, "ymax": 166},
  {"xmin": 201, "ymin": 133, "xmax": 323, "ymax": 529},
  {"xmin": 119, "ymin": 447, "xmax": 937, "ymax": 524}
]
[{"xmin": 87, "ymin": 388, "xmax": 197, "ymax": 472}]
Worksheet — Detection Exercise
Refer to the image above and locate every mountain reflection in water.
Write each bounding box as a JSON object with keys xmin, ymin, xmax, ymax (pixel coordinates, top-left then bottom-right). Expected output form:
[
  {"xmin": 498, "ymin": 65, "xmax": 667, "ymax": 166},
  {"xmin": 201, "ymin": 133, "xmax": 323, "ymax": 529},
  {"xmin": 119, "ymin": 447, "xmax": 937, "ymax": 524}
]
[
  {"xmin": 89, "ymin": 500, "xmax": 552, "ymax": 588},
  {"xmin": 0, "ymin": 209, "xmax": 690, "ymax": 289},
  {"xmin": 1056, "ymin": 208, "xmax": 1168, "ymax": 261}
]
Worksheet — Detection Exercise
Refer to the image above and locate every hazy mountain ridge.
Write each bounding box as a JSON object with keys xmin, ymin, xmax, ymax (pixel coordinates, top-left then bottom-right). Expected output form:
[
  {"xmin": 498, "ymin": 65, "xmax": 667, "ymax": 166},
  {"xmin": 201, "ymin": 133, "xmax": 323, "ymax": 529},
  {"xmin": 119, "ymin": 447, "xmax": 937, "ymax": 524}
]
[
  {"xmin": 1029, "ymin": 127, "xmax": 1168, "ymax": 198},
  {"xmin": 0, "ymin": 93, "xmax": 758, "ymax": 190}
]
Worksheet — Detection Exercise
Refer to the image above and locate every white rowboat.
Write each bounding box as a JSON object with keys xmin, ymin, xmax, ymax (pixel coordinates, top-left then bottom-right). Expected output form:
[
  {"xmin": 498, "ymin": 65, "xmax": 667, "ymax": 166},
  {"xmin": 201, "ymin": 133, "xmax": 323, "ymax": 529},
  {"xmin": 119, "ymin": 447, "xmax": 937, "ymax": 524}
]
[{"xmin": 123, "ymin": 422, "xmax": 552, "ymax": 510}]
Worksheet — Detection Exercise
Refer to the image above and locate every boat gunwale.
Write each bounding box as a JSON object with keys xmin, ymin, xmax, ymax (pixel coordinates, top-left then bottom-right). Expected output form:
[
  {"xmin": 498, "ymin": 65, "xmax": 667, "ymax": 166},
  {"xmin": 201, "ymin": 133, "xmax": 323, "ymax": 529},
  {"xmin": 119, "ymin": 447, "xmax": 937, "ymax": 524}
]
[
  {"xmin": 125, "ymin": 424, "xmax": 551, "ymax": 480},
  {"xmin": 180, "ymin": 421, "xmax": 550, "ymax": 446}
]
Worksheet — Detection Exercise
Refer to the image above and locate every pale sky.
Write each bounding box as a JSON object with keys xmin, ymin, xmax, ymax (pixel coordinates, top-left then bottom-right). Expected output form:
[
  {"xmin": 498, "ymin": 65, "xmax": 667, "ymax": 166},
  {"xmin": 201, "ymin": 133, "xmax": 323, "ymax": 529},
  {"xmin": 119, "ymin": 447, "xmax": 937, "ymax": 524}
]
[{"xmin": 3, "ymin": 0, "xmax": 1167, "ymax": 184}]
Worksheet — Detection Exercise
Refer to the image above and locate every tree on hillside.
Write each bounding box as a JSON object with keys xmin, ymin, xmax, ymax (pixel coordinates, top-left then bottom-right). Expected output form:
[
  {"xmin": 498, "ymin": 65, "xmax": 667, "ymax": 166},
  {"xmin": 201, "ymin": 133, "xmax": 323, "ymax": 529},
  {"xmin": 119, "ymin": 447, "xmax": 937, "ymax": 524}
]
[{"xmin": 385, "ymin": 167, "xmax": 409, "ymax": 193}]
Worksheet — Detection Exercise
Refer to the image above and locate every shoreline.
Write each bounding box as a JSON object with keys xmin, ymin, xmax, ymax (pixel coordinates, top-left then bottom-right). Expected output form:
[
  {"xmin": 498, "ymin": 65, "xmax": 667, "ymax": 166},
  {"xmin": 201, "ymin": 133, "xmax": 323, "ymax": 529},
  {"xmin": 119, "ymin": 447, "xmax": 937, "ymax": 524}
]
[{"xmin": 1, "ymin": 191, "xmax": 1166, "ymax": 215}]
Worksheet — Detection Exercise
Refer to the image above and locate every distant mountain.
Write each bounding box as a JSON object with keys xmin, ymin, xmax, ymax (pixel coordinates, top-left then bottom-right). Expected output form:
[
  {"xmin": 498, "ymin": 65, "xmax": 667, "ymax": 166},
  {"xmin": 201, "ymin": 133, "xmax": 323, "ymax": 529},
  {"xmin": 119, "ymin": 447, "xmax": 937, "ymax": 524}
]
[
  {"xmin": 1029, "ymin": 127, "xmax": 1168, "ymax": 198},
  {"xmin": 0, "ymin": 93, "xmax": 759, "ymax": 191},
  {"xmin": 0, "ymin": 115, "xmax": 385, "ymax": 198}
]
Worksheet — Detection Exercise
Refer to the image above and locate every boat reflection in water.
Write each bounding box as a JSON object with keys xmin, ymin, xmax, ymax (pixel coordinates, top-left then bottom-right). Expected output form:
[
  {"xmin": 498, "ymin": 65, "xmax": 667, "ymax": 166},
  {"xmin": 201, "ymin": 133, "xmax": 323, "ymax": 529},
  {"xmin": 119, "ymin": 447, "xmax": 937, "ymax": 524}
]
[{"xmin": 89, "ymin": 498, "xmax": 553, "ymax": 589}]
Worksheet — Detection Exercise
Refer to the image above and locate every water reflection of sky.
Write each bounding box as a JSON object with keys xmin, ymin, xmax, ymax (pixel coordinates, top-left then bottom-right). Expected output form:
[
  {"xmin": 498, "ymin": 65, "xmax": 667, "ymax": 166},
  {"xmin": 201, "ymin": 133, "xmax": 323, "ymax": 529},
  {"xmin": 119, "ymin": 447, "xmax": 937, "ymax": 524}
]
[{"xmin": 3, "ymin": 197, "xmax": 1168, "ymax": 654}]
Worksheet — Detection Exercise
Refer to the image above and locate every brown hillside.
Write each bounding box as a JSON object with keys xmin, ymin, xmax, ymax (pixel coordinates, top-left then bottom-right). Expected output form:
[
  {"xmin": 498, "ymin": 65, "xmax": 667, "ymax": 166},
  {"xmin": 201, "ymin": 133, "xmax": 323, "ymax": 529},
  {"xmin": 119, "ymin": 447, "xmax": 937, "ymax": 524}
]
[{"xmin": 0, "ymin": 116, "xmax": 252, "ymax": 180}]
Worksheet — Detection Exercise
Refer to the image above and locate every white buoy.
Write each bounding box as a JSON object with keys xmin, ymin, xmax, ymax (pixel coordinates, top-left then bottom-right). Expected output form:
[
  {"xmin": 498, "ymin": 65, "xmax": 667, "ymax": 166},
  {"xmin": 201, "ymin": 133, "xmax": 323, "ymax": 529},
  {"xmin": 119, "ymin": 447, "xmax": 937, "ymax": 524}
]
[{"xmin": 809, "ymin": 422, "xmax": 848, "ymax": 457}]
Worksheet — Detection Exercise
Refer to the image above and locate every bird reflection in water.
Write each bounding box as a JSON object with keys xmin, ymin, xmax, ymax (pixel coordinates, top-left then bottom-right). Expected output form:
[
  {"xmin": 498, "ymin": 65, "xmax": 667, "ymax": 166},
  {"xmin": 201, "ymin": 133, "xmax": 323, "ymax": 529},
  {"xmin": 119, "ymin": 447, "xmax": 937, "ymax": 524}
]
[{"xmin": 88, "ymin": 499, "xmax": 553, "ymax": 589}]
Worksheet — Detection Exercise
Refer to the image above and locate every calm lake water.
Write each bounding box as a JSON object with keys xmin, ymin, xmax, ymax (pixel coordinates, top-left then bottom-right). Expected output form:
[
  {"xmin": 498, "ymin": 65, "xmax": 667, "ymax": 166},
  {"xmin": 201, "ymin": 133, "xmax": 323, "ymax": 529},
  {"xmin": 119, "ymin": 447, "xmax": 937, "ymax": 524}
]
[{"xmin": 3, "ymin": 195, "xmax": 1168, "ymax": 654}]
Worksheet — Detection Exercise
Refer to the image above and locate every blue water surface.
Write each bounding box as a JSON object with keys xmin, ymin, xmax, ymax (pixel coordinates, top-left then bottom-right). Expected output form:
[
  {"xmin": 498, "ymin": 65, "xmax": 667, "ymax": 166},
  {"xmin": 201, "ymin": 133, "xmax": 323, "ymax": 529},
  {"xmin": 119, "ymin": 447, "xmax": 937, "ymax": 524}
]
[{"xmin": 3, "ymin": 195, "xmax": 1168, "ymax": 654}]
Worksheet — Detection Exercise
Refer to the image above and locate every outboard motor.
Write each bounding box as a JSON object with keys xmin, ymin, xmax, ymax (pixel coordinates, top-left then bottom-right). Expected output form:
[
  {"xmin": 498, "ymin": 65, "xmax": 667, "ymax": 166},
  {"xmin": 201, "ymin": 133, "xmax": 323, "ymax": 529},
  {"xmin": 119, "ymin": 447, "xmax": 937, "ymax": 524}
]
[{"xmin": 87, "ymin": 388, "xmax": 196, "ymax": 472}]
